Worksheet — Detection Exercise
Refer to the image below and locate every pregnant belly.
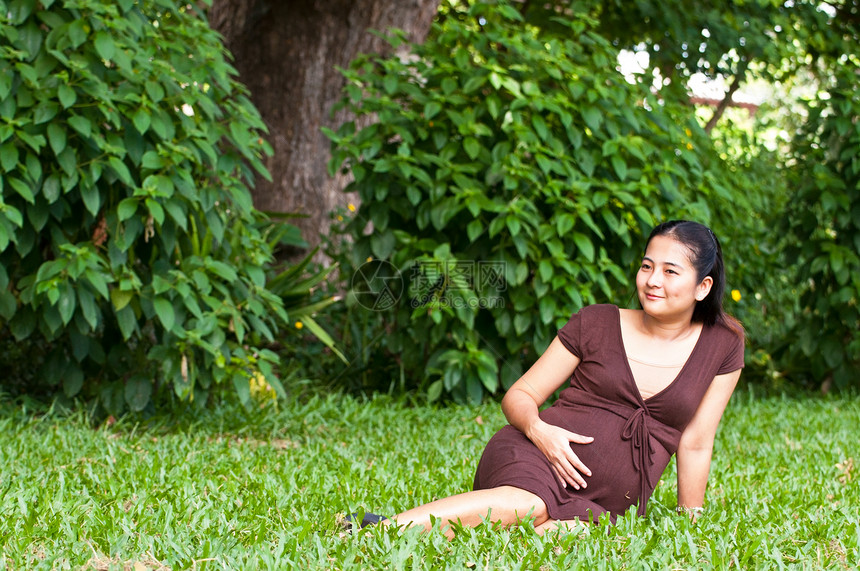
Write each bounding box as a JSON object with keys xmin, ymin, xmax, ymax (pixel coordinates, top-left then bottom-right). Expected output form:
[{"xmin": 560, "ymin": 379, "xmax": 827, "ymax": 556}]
[{"xmin": 539, "ymin": 404, "xmax": 672, "ymax": 503}]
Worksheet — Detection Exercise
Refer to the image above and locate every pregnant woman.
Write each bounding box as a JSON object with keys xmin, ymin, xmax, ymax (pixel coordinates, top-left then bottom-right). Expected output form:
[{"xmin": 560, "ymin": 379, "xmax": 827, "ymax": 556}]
[{"xmin": 354, "ymin": 220, "xmax": 744, "ymax": 536}]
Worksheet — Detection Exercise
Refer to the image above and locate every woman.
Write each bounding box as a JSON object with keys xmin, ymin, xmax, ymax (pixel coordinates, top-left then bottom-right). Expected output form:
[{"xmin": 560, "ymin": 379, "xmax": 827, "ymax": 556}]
[{"xmin": 355, "ymin": 220, "xmax": 744, "ymax": 536}]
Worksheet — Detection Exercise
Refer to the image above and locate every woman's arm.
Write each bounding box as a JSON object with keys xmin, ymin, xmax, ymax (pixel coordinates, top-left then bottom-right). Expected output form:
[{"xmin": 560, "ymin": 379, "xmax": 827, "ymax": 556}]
[
  {"xmin": 501, "ymin": 336, "xmax": 594, "ymax": 490},
  {"xmin": 676, "ymin": 368, "xmax": 743, "ymax": 513}
]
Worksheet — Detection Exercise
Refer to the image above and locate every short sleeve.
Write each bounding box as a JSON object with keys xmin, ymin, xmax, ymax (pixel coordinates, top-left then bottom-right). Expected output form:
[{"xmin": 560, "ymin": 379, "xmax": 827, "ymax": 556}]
[
  {"xmin": 717, "ymin": 330, "xmax": 746, "ymax": 374},
  {"xmin": 557, "ymin": 310, "xmax": 583, "ymax": 358}
]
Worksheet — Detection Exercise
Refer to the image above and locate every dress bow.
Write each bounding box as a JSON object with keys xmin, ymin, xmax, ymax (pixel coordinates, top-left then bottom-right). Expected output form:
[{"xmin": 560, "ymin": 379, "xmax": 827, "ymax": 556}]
[{"xmin": 621, "ymin": 406, "xmax": 656, "ymax": 515}]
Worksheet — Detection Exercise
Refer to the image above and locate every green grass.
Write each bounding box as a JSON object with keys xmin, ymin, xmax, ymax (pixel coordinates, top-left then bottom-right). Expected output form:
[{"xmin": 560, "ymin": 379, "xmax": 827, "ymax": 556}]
[{"xmin": 0, "ymin": 389, "xmax": 857, "ymax": 570}]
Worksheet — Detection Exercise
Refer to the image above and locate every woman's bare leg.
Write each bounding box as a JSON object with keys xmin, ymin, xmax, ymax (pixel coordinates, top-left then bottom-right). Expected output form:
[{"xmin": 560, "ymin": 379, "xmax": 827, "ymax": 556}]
[{"xmin": 389, "ymin": 486, "xmax": 549, "ymax": 538}]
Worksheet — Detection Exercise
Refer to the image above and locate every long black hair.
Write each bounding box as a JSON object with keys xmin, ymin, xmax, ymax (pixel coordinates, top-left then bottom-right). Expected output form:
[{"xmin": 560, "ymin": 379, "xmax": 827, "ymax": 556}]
[{"xmin": 645, "ymin": 220, "xmax": 743, "ymax": 336}]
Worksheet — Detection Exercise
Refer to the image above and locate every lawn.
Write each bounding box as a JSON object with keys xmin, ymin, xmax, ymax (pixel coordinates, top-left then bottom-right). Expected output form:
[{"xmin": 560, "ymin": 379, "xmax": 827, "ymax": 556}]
[{"xmin": 0, "ymin": 387, "xmax": 857, "ymax": 570}]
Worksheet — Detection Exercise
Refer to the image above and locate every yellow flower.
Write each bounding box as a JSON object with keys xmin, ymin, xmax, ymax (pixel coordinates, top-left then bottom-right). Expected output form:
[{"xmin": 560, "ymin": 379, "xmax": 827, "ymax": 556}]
[
  {"xmin": 337, "ymin": 215, "xmax": 343, "ymax": 221},
  {"xmin": 685, "ymin": 128, "xmax": 692, "ymax": 137},
  {"xmin": 348, "ymin": 203, "xmax": 356, "ymax": 212},
  {"xmin": 731, "ymin": 289, "xmax": 742, "ymax": 302},
  {"xmin": 686, "ymin": 142, "xmax": 693, "ymax": 150},
  {"xmin": 366, "ymin": 256, "xmax": 373, "ymax": 262},
  {"xmin": 295, "ymin": 321, "xmax": 304, "ymax": 329}
]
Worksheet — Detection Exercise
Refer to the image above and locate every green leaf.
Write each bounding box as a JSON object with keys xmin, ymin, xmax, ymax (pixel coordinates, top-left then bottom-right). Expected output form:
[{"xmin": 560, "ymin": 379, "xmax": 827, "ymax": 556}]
[
  {"xmin": 57, "ymin": 146, "xmax": 76, "ymax": 175},
  {"xmin": 611, "ymin": 155, "xmax": 627, "ymax": 180},
  {"xmin": 477, "ymin": 365, "xmax": 498, "ymax": 393},
  {"xmin": 108, "ymin": 156, "xmax": 133, "ymax": 185},
  {"xmin": 141, "ymin": 151, "xmax": 165, "ymax": 170},
  {"xmin": 94, "ymin": 31, "xmax": 116, "ymax": 61},
  {"xmin": 58, "ymin": 84, "xmax": 76, "ymax": 108},
  {"xmin": 383, "ymin": 74, "xmax": 398, "ymax": 95},
  {"xmin": 424, "ymin": 101, "xmax": 441, "ymax": 120},
  {"xmin": 153, "ymin": 297, "xmax": 175, "ymax": 331},
  {"xmin": 7, "ymin": 0, "xmax": 36, "ymax": 24},
  {"xmin": 163, "ymin": 199, "xmax": 187, "ymax": 230},
  {"xmin": 0, "ymin": 72, "xmax": 10, "ymax": 102},
  {"xmin": 42, "ymin": 174, "xmax": 60, "ymax": 203},
  {"xmin": 26, "ymin": 201, "xmax": 47, "ymax": 231},
  {"xmin": 233, "ymin": 375, "xmax": 251, "ymax": 406},
  {"xmin": 63, "ymin": 368, "xmax": 84, "ymax": 397},
  {"xmin": 572, "ymin": 232, "xmax": 595, "ymax": 262},
  {"xmin": 0, "ymin": 290, "xmax": 17, "ymax": 321},
  {"xmin": 85, "ymin": 269, "xmax": 109, "ymax": 300},
  {"xmin": 427, "ymin": 379, "xmax": 443, "ymax": 402},
  {"xmin": 370, "ymin": 229, "xmax": 396, "ymax": 259},
  {"xmin": 145, "ymin": 198, "xmax": 164, "ymax": 225},
  {"xmin": 206, "ymin": 260, "xmax": 238, "ymax": 282},
  {"xmin": 582, "ymin": 106, "xmax": 602, "ymax": 132},
  {"xmin": 47, "ymin": 123, "xmax": 66, "ymax": 156},
  {"xmin": 3, "ymin": 204, "xmax": 23, "ymax": 229},
  {"xmin": 467, "ymin": 219, "xmax": 484, "ymax": 242},
  {"xmin": 9, "ymin": 177, "xmax": 35, "ymax": 204},
  {"xmin": 133, "ymin": 107, "xmax": 150, "ymax": 134},
  {"xmin": 111, "ymin": 288, "xmax": 133, "ymax": 311},
  {"xmin": 576, "ymin": 149, "xmax": 595, "ymax": 177},
  {"xmin": 532, "ymin": 115, "xmax": 548, "ymax": 141},
  {"xmin": 118, "ymin": 198, "xmax": 138, "ymax": 221},
  {"xmin": 0, "ymin": 143, "xmax": 18, "ymax": 172},
  {"xmin": 300, "ymin": 316, "xmax": 348, "ymax": 364},
  {"xmin": 463, "ymin": 137, "xmax": 480, "ymax": 159},
  {"xmin": 57, "ymin": 284, "xmax": 76, "ymax": 325},
  {"xmin": 33, "ymin": 102, "xmax": 59, "ymax": 124},
  {"xmin": 145, "ymin": 81, "xmax": 165, "ymax": 103},
  {"xmin": 80, "ymin": 183, "xmax": 100, "ymax": 216},
  {"xmin": 124, "ymin": 377, "xmax": 152, "ymax": 412},
  {"xmin": 17, "ymin": 131, "xmax": 45, "ymax": 153},
  {"xmin": 78, "ymin": 287, "xmax": 99, "ymax": 330},
  {"xmin": 67, "ymin": 19, "xmax": 87, "ymax": 48},
  {"xmin": 68, "ymin": 115, "xmax": 92, "ymax": 138}
]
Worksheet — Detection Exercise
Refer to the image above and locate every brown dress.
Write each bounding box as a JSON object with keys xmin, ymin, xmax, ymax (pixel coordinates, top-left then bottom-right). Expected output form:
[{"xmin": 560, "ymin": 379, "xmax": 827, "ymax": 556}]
[{"xmin": 473, "ymin": 304, "xmax": 745, "ymax": 523}]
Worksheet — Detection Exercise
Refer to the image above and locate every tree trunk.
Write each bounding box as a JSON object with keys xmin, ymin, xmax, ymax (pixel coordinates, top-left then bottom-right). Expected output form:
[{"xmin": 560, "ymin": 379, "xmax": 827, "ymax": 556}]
[{"xmin": 209, "ymin": 0, "xmax": 440, "ymax": 254}]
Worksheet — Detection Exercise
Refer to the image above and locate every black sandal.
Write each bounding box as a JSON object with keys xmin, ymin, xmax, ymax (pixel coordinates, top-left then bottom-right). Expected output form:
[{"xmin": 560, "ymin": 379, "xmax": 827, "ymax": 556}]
[{"xmin": 344, "ymin": 511, "xmax": 388, "ymax": 530}]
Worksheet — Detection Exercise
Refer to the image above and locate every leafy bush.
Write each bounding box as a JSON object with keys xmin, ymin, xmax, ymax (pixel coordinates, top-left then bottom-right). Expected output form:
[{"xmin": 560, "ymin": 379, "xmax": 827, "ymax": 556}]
[
  {"xmin": 0, "ymin": 0, "xmax": 287, "ymax": 412},
  {"xmin": 700, "ymin": 123, "xmax": 796, "ymax": 387},
  {"xmin": 326, "ymin": 0, "xmax": 732, "ymax": 402},
  {"xmin": 781, "ymin": 62, "xmax": 860, "ymax": 390}
]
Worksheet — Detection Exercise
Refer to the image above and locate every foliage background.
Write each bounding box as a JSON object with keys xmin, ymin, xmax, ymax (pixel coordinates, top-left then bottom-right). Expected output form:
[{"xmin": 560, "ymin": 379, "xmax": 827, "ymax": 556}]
[
  {"xmin": 0, "ymin": 0, "xmax": 857, "ymax": 408},
  {"xmin": 0, "ymin": 0, "xmax": 328, "ymax": 413},
  {"xmin": 323, "ymin": 0, "xmax": 859, "ymax": 400}
]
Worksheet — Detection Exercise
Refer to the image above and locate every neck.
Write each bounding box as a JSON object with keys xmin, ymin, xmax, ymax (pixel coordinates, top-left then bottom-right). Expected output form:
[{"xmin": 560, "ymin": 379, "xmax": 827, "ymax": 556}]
[{"xmin": 640, "ymin": 311, "xmax": 698, "ymax": 342}]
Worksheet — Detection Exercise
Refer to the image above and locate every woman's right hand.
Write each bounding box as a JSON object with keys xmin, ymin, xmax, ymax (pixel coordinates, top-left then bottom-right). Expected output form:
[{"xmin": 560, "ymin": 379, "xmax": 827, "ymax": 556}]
[{"xmin": 526, "ymin": 420, "xmax": 594, "ymax": 490}]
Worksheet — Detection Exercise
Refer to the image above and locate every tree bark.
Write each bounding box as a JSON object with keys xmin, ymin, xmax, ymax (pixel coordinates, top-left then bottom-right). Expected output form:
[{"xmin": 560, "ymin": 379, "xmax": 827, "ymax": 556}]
[{"xmin": 209, "ymin": 0, "xmax": 440, "ymax": 254}]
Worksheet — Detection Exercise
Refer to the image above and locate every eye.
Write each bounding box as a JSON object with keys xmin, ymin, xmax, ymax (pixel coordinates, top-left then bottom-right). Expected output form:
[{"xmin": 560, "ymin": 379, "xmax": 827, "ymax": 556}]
[
  {"xmin": 665, "ymin": 269, "xmax": 677, "ymax": 275},
  {"xmin": 640, "ymin": 262, "xmax": 652, "ymax": 270}
]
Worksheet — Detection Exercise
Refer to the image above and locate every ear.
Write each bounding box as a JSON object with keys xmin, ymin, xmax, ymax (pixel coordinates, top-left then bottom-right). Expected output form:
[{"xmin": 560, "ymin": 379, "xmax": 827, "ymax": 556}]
[{"xmin": 695, "ymin": 276, "xmax": 713, "ymax": 301}]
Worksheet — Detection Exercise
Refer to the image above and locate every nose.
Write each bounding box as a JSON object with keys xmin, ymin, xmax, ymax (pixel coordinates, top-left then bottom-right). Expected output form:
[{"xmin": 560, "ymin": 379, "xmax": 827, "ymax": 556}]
[{"xmin": 646, "ymin": 271, "xmax": 662, "ymax": 288}]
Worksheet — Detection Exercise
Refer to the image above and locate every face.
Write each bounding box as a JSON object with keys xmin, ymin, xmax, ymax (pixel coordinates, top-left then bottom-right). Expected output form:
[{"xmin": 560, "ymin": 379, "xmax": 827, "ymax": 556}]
[{"xmin": 636, "ymin": 235, "xmax": 713, "ymax": 321}]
